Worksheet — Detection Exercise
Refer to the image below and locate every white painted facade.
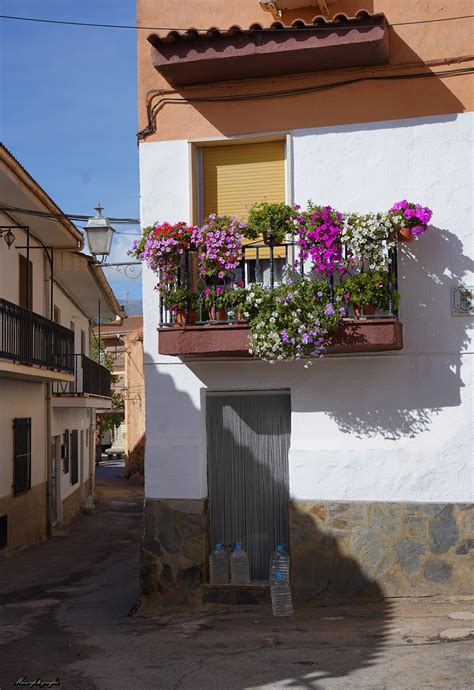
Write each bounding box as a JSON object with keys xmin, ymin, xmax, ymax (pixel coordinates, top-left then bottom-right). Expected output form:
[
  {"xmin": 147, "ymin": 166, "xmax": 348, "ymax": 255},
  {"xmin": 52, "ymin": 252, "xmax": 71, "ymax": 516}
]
[{"xmin": 140, "ymin": 113, "xmax": 473, "ymax": 504}]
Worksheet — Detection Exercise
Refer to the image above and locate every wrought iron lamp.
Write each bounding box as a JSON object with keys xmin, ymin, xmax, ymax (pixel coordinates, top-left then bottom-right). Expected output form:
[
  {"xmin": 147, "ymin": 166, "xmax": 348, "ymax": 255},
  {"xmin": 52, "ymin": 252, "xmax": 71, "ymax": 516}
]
[
  {"xmin": 84, "ymin": 205, "xmax": 141, "ymax": 279},
  {"xmin": 84, "ymin": 205, "xmax": 115, "ymax": 264},
  {"xmin": 0, "ymin": 227, "xmax": 17, "ymax": 248}
]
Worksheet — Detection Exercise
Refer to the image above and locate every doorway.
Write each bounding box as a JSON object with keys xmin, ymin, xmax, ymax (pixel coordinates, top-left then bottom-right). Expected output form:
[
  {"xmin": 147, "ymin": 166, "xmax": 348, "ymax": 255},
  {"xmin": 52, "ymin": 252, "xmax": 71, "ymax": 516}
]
[{"xmin": 206, "ymin": 391, "xmax": 291, "ymax": 581}]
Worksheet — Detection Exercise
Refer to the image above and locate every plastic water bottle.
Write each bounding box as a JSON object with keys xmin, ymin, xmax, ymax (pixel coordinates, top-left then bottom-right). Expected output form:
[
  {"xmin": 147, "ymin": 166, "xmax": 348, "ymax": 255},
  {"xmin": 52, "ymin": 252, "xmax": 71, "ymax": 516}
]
[
  {"xmin": 209, "ymin": 544, "xmax": 229, "ymax": 584},
  {"xmin": 270, "ymin": 545, "xmax": 293, "ymax": 616},
  {"xmin": 230, "ymin": 543, "xmax": 250, "ymax": 584}
]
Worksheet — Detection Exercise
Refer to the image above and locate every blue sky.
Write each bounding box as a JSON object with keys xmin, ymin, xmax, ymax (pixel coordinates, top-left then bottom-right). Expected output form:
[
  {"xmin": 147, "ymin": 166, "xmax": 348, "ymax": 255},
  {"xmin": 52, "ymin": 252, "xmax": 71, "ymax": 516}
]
[{"xmin": 1, "ymin": 1, "xmax": 142, "ymax": 314}]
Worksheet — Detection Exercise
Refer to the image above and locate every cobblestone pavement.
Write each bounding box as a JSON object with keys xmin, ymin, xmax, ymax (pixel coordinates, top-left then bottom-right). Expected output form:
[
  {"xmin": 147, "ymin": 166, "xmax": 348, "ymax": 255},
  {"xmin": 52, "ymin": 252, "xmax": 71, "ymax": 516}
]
[{"xmin": 0, "ymin": 462, "xmax": 472, "ymax": 689}]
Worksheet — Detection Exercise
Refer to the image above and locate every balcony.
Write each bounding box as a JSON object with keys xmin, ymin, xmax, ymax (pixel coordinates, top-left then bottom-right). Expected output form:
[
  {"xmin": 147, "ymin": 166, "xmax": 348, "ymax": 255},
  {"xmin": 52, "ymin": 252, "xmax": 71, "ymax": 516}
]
[
  {"xmin": 53, "ymin": 354, "xmax": 112, "ymax": 407},
  {"xmin": 157, "ymin": 241, "xmax": 403, "ymax": 358},
  {"xmin": 0, "ymin": 297, "xmax": 75, "ymax": 380}
]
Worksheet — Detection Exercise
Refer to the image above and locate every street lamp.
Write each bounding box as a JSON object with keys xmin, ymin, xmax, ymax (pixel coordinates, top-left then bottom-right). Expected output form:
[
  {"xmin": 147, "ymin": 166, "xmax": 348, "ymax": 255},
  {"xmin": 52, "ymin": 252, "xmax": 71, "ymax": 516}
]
[
  {"xmin": 0, "ymin": 227, "xmax": 17, "ymax": 248},
  {"xmin": 84, "ymin": 204, "xmax": 115, "ymax": 263},
  {"xmin": 84, "ymin": 206, "xmax": 141, "ymax": 278}
]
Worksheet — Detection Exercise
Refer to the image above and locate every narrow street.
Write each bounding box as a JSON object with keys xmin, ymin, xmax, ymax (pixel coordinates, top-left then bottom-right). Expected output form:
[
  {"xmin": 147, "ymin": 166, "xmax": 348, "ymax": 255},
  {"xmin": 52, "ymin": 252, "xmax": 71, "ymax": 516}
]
[{"xmin": 0, "ymin": 459, "xmax": 472, "ymax": 689}]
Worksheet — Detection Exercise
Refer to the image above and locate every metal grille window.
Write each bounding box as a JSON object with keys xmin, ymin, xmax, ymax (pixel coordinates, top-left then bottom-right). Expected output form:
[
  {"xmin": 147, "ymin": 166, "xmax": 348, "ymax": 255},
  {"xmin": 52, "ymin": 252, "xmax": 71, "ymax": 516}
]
[
  {"xmin": 13, "ymin": 418, "xmax": 31, "ymax": 495},
  {"xmin": 70, "ymin": 430, "xmax": 79, "ymax": 485}
]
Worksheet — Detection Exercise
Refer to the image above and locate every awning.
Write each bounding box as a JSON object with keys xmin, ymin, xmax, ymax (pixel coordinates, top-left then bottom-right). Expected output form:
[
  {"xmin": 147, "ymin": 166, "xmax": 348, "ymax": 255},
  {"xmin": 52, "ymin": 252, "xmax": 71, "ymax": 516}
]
[{"xmin": 148, "ymin": 11, "xmax": 390, "ymax": 87}]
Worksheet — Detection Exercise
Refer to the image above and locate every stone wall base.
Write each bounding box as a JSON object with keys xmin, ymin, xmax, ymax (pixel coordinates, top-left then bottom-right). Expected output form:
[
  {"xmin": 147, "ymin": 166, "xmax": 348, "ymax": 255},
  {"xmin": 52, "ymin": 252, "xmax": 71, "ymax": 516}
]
[
  {"xmin": 290, "ymin": 501, "xmax": 473, "ymax": 601},
  {"xmin": 0, "ymin": 483, "xmax": 47, "ymax": 552},
  {"xmin": 140, "ymin": 498, "xmax": 473, "ymax": 604},
  {"xmin": 141, "ymin": 498, "xmax": 207, "ymax": 605}
]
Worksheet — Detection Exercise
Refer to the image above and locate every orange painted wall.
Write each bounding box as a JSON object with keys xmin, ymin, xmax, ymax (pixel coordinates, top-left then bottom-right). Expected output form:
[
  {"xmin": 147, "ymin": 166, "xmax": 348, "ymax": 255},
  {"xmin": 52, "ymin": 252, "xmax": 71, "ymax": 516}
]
[{"xmin": 137, "ymin": 0, "xmax": 474, "ymax": 141}]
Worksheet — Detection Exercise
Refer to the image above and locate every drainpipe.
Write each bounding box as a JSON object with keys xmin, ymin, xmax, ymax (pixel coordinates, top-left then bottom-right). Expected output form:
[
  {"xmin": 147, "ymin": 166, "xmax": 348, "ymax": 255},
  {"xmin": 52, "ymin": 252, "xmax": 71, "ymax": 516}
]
[{"xmin": 46, "ymin": 381, "xmax": 53, "ymax": 538}]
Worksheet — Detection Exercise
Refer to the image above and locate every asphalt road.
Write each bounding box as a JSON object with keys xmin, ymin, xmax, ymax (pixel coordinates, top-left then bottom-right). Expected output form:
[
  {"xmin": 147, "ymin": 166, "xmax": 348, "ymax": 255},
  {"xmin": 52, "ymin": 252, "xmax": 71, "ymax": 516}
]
[{"xmin": 0, "ymin": 461, "xmax": 472, "ymax": 689}]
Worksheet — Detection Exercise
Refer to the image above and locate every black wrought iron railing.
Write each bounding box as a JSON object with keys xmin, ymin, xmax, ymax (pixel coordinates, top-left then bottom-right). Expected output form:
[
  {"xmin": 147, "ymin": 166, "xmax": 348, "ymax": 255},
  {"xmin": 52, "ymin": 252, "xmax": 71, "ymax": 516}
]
[
  {"xmin": 53, "ymin": 354, "xmax": 112, "ymax": 397},
  {"xmin": 0, "ymin": 298, "xmax": 74, "ymax": 372},
  {"xmin": 159, "ymin": 239, "xmax": 399, "ymax": 326}
]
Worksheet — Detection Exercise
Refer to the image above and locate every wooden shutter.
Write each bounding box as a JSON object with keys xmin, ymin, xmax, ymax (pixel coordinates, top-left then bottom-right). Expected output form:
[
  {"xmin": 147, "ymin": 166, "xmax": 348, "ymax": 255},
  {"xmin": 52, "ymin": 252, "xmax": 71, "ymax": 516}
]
[
  {"xmin": 13, "ymin": 417, "xmax": 31, "ymax": 495},
  {"xmin": 18, "ymin": 255, "xmax": 33, "ymax": 310},
  {"xmin": 202, "ymin": 140, "xmax": 286, "ymax": 220},
  {"xmin": 70, "ymin": 430, "xmax": 79, "ymax": 485}
]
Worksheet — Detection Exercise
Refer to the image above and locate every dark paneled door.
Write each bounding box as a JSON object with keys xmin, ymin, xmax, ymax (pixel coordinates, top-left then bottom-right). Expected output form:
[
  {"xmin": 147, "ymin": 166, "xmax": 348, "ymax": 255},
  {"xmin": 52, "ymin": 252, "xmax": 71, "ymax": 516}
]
[{"xmin": 207, "ymin": 392, "xmax": 291, "ymax": 581}]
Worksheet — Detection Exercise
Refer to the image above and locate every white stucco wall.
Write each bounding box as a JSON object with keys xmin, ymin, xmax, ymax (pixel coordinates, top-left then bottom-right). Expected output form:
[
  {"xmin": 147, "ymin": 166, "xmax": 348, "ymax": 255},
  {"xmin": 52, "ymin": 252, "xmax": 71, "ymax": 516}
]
[
  {"xmin": 0, "ymin": 380, "xmax": 47, "ymax": 497},
  {"xmin": 52, "ymin": 286, "xmax": 90, "ymax": 357},
  {"xmin": 0, "ymin": 221, "xmax": 46, "ymax": 316},
  {"xmin": 140, "ymin": 113, "xmax": 473, "ymax": 503},
  {"xmin": 51, "ymin": 407, "xmax": 89, "ymax": 501}
]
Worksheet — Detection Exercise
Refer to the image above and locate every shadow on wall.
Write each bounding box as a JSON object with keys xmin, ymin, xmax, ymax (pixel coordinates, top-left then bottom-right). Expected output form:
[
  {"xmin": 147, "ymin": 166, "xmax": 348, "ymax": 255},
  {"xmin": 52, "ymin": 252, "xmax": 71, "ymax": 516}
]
[
  {"xmin": 126, "ymin": 433, "xmax": 146, "ymax": 477},
  {"xmin": 150, "ymin": 27, "xmax": 467, "ymax": 139},
  {"xmin": 321, "ymin": 227, "xmax": 473, "ymax": 439},
  {"xmin": 142, "ymin": 369, "xmax": 394, "ymax": 689}
]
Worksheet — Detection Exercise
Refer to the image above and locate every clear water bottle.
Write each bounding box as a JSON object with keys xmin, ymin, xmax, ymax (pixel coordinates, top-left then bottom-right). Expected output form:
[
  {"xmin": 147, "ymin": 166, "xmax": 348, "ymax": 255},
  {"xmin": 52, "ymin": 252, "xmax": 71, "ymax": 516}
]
[
  {"xmin": 271, "ymin": 544, "xmax": 290, "ymax": 579},
  {"xmin": 270, "ymin": 545, "xmax": 293, "ymax": 617},
  {"xmin": 230, "ymin": 543, "xmax": 250, "ymax": 584},
  {"xmin": 209, "ymin": 544, "xmax": 229, "ymax": 584}
]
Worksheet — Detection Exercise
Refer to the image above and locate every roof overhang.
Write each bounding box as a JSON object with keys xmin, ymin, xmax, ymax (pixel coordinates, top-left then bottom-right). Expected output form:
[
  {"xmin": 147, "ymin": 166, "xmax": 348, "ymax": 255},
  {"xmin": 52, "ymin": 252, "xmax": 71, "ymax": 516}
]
[
  {"xmin": 0, "ymin": 144, "xmax": 84, "ymax": 250},
  {"xmin": 54, "ymin": 252, "xmax": 122, "ymax": 321},
  {"xmin": 148, "ymin": 11, "xmax": 390, "ymax": 87}
]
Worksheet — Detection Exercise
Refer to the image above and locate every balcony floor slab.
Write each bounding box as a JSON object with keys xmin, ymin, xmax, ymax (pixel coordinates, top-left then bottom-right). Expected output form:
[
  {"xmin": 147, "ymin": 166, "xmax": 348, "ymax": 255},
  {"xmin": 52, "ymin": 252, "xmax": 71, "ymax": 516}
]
[
  {"xmin": 157, "ymin": 319, "xmax": 403, "ymax": 358},
  {"xmin": 0, "ymin": 359, "xmax": 75, "ymax": 383}
]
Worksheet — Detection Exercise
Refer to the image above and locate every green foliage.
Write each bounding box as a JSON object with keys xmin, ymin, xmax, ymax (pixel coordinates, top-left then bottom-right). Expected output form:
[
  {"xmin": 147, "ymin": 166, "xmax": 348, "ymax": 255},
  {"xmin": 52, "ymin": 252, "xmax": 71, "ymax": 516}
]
[
  {"xmin": 161, "ymin": 286, "xmax": 200, "ymax": 311},
  {"xmin": 336, "ymin": 271, "xmax": 398, "ymax": 311},
  {"xmin": 244, "ymin": 202, "xmax": 296, "ymax": 244},
  {"xmin": 241, "ymin": 278, "xmax": 342, "ymax": 362}
]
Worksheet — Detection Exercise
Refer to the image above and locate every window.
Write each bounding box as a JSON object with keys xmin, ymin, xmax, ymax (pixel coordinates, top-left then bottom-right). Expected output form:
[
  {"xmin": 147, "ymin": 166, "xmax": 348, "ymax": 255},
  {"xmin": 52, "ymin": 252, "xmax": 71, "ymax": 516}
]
[
  {"xmin": 201, "ymin": 140, "xmax": 286, "ymax": 221},
  {"xmin": 80, "ymin": 329, "xmax": 86, "ymax": 355},
  {"xmin": 0, "ymin": 515, "xmax": 7, "ymax": 550},
  {"xmin": 63, "ymin": 429, "xmax": 70, "ymax": 473},
  {"xmin": 53, "ymin": 306, "xmax": 61, "ymax": 324},
  {"xmin": 18, "ymin": 255, "xmax": 33, "ymax": 310},
  {"xmin": 13, "ymin": 418, "xmax": 31, "ymax": 495},
  {"xmin": 200, "ymin": 140, "xmax": 287, "ymax": 264},
  {"xmin": 70, "ymin": 430, "xmax": 79, "ymax": 485}
]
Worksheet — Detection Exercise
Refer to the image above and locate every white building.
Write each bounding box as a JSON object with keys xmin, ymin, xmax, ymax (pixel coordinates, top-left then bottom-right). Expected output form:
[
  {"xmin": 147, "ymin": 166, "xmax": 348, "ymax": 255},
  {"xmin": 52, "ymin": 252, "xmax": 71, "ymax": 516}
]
[
  {"xmin": 0, "ymin": 144, "xmax": 121, "ymax": 552},
  {"xmin": 137, "ymin": 1, "xmax": 473, "ymax": 604}
]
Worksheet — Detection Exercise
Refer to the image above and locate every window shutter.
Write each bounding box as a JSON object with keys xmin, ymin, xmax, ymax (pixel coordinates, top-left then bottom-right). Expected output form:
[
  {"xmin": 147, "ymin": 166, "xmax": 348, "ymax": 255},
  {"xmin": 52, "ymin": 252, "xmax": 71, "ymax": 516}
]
[
  {"xmin": 13, "ymin": 417, "xmax": 31, "ymax": 495},
  {"xmin": 202, "ymin": 140, "xmax": 285, "ymax": 220},
  {"xmin": 202, "ymin": 140, "xmax": 286, "ymax": 259},
  {"xmin": 70, "ymin": 430, "xmax": 79, "ymax": 485}
]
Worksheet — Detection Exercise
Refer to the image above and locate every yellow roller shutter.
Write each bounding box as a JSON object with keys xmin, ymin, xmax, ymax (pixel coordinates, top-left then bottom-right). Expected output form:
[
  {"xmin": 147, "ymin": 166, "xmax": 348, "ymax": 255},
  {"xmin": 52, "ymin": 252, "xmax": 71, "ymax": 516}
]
[
  {"xmin": 202, "ymin": 140, "xmax": 286, "ymax": 259},
  {"xmin": 203, "ymin": 140, "xmax": 286, "ymax": 219}
]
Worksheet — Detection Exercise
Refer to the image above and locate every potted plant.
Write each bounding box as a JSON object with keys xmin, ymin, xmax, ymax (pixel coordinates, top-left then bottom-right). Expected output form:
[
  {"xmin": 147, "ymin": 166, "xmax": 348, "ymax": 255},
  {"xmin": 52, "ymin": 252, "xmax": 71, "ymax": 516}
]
[
  {"xmin": 243, "ymin": 278, "xmax": 343, "ymax": 363},
  {"xmin": 294, "ymin": 202, "xmax": 344, "ymax": 275},
  {"xmin": 162, "ymin": 286, "xmax": 199, "ymax": 326},
  {"xmin": 223, "ymin": 283, "xmax": 246, "ymax": 321},
  {"xmin": 388, "ymin": 200, "xmax": 433, "ymax": 242},
  {"xmin": 245, "ymin": 201, "xmax": 296, "ymax": 246},
  {"xmin": 129, "ymin": 221, "xmax": 195, "ymax": 289},
  {"xmin": 337, "ymin": 271, "xmax": 398, "ymax": 317},
  {"xmin": 341, "ymin": 212, "xmax": 397, "ymax": 271},
  {"xmin": 191, "ymin": 214, "xmax": 243, "ymax": 279},
  {"xmin": 203, "ymin": 286, "xmax": 228, "ymax": 322}
]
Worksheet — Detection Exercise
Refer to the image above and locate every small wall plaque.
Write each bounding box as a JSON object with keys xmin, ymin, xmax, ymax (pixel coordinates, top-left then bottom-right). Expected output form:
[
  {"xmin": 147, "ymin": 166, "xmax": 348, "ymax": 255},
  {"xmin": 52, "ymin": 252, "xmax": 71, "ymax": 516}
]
[{"xmin": 452, "ymin": 286, "xmax": 474, "ymax": 316}]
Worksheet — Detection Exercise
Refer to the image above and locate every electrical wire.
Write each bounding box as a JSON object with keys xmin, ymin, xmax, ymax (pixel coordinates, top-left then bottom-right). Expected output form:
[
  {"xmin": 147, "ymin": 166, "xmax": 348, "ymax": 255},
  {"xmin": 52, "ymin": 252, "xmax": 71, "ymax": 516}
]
[
  {"xmin": 1, "ymin": 13, "xmax": 473, "ymax": 31},
  {"xmin": 0, "ymin": 204, "xmax": 140, "ymax": 225},
  {"xmin": 138, "ymin": 64, "xmax": 474, "ymax": 139}
]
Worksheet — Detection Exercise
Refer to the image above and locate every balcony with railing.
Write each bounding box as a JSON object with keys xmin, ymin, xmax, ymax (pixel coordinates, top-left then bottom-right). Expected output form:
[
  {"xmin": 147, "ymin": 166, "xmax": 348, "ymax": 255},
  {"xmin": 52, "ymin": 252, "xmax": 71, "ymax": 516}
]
[
  {"xmin": 157, "ymin": 239, "xmax": 403, "ymax": 358},
  {"xmin": 53, "ymin": 354, "xmax": 112, "ymax": 399},
  {"xmin": 0, "ymin": 297, "xmax": 75, "ymax": 375}
]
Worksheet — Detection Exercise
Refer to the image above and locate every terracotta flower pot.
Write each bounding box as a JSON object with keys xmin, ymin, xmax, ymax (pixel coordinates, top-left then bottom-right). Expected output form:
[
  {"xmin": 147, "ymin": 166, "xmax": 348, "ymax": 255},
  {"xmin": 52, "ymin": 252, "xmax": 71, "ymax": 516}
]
[
  {"xmin": 210, "ymin": 306, "xmax": 227, "ymax": 322},
  {"xmin": 397, "ymin": 227, "xmax": 414, "ymax": 243},
  {"xmin": 353, "ymin": 304, "xmax": 376, "ymax": 318},
  {"xmin": 174, "ymin": 309, "xmax": 197, "ymax": 326}
]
